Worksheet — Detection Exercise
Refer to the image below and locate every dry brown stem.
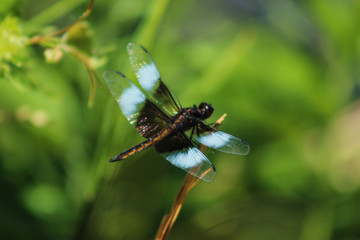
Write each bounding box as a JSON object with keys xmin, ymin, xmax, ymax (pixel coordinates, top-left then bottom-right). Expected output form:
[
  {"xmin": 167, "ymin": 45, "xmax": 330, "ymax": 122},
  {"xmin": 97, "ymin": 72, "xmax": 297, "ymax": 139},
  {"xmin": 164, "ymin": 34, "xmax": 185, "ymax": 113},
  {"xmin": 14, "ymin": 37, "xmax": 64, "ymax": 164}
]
[{"xmin": 155, "ymin": 113, "xmax": 227, "ymax": 240}]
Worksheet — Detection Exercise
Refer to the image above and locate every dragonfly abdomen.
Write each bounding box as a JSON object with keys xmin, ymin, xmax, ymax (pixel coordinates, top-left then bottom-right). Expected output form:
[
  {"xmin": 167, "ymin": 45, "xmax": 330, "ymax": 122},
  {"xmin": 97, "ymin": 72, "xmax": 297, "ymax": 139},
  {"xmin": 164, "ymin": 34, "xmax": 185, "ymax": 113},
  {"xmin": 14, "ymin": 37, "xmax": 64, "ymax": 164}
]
[
  {"xmin": 109, "ymin": 126, "xmax": 176, "ymax": 162},
  {"xmin": 110, "ymin": 139, "xmax": 155, "ymax": 162},
  {"xmin": 110, "ymin": 123, "xmax": 182, "ymax": 162}
]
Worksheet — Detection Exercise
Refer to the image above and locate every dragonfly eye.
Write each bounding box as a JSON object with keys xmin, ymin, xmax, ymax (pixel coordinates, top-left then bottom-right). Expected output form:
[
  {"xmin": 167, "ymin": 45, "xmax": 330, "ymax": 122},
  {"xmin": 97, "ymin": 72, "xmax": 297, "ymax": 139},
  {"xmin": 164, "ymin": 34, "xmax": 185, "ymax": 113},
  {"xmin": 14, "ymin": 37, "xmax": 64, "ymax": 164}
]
[
  {"xmin": 199, "ymin": 102, "xmax": 206, "ymax": 109},
  {"xmin": 198, "ymin": 102, "xmax": 214, "ymax": 119}
]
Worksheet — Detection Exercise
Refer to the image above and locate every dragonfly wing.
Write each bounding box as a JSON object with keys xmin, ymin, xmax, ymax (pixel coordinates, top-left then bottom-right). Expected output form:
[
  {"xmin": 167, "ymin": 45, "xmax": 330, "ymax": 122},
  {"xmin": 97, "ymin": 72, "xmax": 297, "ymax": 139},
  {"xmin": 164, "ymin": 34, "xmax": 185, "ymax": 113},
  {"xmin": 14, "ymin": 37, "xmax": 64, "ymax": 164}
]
[
  {"xmin": 196, "ymin": 129, "xmax": 250, "ymax": 155},
  {"xmin": 155, "ymin": 134, "xmax": 216, "ymax": 182},
  {"xmin": 127, "ymin": 43, "xmax": 182, "ymax": 115},
  {"xmin": 103, "ymin": 70, "xmax": 170, "ymax": 138}
]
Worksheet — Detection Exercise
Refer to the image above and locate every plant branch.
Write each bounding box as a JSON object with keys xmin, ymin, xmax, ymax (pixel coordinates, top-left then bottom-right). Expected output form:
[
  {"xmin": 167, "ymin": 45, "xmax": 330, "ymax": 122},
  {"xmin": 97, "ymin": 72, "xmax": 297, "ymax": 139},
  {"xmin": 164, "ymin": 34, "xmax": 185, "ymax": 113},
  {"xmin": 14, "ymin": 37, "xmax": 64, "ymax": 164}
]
[{"xmin": 28, "ymin": 0, "xmax": 95, "ymax": 45}]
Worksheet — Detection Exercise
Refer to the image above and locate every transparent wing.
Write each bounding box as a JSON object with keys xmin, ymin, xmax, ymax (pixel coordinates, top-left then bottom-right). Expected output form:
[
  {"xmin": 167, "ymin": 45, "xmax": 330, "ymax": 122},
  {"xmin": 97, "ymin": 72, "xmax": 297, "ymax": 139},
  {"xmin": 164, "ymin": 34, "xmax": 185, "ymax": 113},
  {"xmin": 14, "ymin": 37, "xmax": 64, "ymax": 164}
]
[
  {"xmin": 154, "ymin": 134, "xmax": 216, "ymax": 182},
  {"xmin": 127, "ymin": 43, "xmax": 182, "ymax": 116},
  {"xmin": 103, "ymin": 70, "xmax": 171, "ymax": 138},
  {"xmin": 196, "ymin": 128, "xmax": 250, "ymax": 155}
]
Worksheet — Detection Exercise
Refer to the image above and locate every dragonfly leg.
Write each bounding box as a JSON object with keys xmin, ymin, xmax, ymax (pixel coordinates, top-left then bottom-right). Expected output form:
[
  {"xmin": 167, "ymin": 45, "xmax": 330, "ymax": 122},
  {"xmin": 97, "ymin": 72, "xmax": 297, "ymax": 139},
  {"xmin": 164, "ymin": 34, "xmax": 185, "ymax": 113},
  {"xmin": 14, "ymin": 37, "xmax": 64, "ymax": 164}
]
[{"xmin": 189, "ymin": 126, "xmax": 196, "ymax": 141}]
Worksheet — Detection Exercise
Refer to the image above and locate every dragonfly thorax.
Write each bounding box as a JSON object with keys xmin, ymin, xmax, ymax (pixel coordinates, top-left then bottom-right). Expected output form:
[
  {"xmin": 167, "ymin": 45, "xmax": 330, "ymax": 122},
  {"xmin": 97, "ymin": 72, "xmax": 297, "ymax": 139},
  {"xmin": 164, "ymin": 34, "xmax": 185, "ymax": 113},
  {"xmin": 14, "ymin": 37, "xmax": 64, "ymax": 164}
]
[{"xmin": 170, "ymin": 102, "xmax": 214, "ymax": 134}]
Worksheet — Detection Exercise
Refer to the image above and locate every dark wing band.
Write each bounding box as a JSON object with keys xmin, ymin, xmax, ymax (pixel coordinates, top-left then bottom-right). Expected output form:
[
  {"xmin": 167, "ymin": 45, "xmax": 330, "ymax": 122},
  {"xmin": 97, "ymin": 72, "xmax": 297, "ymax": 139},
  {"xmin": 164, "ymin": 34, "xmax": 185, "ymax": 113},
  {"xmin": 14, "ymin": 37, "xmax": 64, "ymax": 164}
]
[{"xmin": 103, "ymin": 70, "xmax": 171, "ymax": 138}]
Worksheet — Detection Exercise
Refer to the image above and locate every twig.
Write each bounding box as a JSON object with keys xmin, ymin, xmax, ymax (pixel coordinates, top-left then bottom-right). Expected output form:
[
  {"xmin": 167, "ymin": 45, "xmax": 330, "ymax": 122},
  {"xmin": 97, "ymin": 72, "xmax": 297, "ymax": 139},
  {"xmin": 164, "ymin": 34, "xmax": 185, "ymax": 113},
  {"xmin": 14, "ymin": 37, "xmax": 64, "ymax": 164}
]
[
  {"xmin": 28, "ymin": 0, "xmax": 95, "ymax": 45},
  {"xmin": 155, "ymin": 113, "xmax": 227, "ymax": 240},
  {"xmin": 62, "ymin": 44, "xmax": 96, "ymax": 107}
]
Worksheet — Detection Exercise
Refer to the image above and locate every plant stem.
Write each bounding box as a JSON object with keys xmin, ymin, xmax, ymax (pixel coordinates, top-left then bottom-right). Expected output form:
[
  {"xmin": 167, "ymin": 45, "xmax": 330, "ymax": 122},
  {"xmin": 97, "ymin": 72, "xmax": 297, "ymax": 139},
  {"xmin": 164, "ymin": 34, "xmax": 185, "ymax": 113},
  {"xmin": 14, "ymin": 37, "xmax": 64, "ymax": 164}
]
[
  {"xmin": 155, "ymin": 114, "xmax": 227, "ymax": 240},
  {"xmin": 28, "ymin": 0, "xmax": 95, "ymax": 45}
]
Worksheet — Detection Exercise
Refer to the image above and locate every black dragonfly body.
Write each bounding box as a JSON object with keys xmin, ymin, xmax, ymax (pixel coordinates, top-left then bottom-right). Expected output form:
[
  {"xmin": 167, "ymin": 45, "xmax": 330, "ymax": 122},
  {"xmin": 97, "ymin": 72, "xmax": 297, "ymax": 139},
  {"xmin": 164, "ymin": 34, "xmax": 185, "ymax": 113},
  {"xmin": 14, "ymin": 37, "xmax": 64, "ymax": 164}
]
[{"xmin": 104, "ymin": 43, "xmax": 250, "ymax": 182}]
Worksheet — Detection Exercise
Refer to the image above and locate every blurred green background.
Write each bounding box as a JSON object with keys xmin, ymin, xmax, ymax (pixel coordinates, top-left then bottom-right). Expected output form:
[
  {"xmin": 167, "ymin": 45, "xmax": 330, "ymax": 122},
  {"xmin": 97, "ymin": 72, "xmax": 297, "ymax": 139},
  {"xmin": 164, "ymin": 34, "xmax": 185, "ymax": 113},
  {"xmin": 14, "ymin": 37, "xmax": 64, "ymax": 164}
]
[{"xmin": 1, "ymin": 0, "xmax": 360, "ymax": 239}]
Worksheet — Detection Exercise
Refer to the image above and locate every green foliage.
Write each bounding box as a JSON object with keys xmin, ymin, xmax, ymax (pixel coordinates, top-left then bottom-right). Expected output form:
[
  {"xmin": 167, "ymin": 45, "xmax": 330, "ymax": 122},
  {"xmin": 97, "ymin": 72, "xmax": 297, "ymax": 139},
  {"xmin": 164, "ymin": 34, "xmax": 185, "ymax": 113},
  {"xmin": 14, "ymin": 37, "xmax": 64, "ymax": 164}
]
[
  {"xmin": 1, "ymin": 0, "xmax": 360, "ymax": 239},
  {"xmin": 0, "ymin": 16, "xmax": 28, "ymax": 77}
]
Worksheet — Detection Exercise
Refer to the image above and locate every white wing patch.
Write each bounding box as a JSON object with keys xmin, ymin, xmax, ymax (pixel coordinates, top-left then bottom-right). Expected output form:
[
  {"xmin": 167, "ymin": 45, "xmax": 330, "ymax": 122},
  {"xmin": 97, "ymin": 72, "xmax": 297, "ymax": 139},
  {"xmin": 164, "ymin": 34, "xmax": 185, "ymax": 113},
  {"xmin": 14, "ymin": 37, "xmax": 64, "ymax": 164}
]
[
  {"xmin": 162, "ymin": 147, "xmax": 216, "ymax": 182},
  {"xmin": 166, "ymin": 147, "xmax": 208, "ymax": 168},
  {"xmin": 136, "ymin": 62, "xmax": 160, "ymax": 91},
  {"xmin": 197, "ymin": 131, "xmax": 231, "ymax": 148},
  {"xmin": 197, "ymin": 131, "xmax": 250, "ymax": 155},
  {"xmin": 119, "ymin": 84, "xmax": 146, "ymax": 117}
]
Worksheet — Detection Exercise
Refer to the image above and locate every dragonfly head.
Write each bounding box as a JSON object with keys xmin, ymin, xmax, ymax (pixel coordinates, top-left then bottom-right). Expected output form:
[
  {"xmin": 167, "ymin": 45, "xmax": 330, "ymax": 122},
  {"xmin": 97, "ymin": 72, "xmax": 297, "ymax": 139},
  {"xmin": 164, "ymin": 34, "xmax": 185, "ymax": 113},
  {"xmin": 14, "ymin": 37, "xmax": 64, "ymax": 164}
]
[{"xmin": 198, "ymin": 102, "xmax": 214, "ymax": 120}]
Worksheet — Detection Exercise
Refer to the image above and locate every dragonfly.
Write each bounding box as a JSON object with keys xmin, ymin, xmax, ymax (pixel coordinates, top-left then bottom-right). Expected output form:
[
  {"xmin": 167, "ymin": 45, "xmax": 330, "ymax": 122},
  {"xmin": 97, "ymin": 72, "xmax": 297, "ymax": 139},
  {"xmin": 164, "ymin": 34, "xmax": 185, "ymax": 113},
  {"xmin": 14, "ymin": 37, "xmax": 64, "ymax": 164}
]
[{"xmin": 103, "ymin": 43, "xmax": 250, "ymax": 182}]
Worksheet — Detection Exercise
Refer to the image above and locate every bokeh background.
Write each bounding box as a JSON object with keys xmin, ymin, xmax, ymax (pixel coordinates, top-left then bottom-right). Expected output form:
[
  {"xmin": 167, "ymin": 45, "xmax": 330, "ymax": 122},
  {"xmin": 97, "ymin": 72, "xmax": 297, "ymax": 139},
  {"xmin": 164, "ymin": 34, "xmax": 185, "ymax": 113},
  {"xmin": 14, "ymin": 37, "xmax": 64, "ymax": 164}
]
[{"xmin": 1, "ymin": 0, "xmax": 360, "ymax": 239}]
